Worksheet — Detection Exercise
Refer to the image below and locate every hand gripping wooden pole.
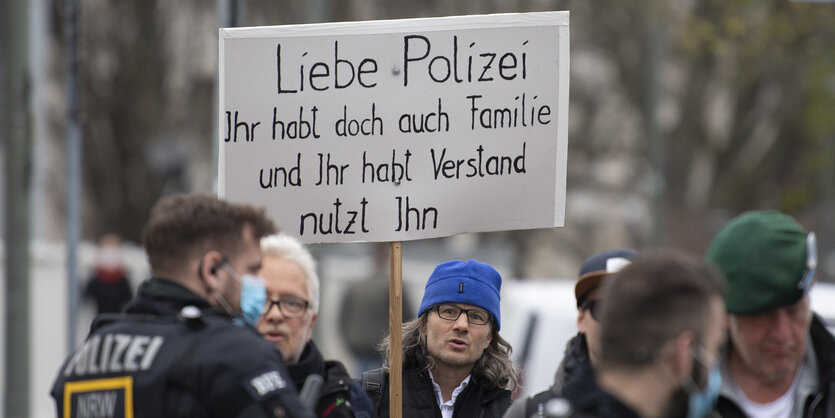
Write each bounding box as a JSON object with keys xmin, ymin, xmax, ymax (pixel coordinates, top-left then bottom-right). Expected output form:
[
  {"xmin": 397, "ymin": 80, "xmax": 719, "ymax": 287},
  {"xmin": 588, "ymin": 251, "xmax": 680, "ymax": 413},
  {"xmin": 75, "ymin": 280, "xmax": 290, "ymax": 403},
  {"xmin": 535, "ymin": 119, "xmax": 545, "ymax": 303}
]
[{"xmin": 389, "ymin": 241, "xmax": 403, "ymax": 418}]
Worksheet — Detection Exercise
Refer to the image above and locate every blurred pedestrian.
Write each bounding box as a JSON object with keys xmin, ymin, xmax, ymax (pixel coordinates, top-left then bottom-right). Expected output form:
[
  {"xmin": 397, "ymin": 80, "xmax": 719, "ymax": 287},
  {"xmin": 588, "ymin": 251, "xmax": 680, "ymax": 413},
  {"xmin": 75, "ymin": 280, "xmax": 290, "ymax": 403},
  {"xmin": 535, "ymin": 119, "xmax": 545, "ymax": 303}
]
[
  {"xmin": 560, "ymin": 250, "xmax": 727, "ymax": 417},
  {"xmin": 257, "ymin": 233, "xmax": 375, "ymax": 418},
  {"xmin": 361, "ymin": 259, "xmax": 517, "ymax": 418},
  {"xmin": 502, "ymin": 248, "xmax": 639, "ymax": 418},
  {"xmin": 705, "ymin": 210, "xmax": 835, "ymax": 417},
  {"xmin": 84, "ymin": 233, "xmax": 133, "ymax": 314},
  {"xmin": 51, "ymin": 193, "xmax": 314, "ymax": 418},
  {"xmin": 340, "ymin": 274, "xmax": 415, "ymax": 375}
]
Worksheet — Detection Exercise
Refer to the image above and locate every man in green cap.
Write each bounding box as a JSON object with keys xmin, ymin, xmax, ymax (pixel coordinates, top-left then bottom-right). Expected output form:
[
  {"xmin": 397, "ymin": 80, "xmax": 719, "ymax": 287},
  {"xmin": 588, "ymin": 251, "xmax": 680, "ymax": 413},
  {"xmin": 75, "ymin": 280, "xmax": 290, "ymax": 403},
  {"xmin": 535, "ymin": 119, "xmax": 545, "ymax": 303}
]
[{"xmin": 706, "ymin": 210, "xmax": 835, "ymax": 417}]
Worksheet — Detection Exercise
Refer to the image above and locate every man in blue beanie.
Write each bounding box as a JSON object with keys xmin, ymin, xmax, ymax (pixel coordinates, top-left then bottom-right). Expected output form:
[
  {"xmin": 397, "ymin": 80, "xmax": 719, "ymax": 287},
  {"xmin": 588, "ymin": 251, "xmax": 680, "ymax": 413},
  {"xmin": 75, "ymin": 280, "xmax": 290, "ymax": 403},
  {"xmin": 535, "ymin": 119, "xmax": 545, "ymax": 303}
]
[
  {"xmin": 362, "ymin": 259, "xmax": 517, "ymax": 418},
  {"xmin": 705, "ymin": 210, "xmax": 835, "ymax": 418}
]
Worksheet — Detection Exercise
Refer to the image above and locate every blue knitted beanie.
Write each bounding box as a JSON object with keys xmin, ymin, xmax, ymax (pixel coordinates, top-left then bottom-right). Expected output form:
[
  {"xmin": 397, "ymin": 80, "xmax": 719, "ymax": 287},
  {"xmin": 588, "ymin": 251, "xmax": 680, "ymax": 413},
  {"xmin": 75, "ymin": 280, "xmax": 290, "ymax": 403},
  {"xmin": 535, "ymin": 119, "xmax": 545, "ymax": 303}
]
[{"xmin": 417, "ymin": 259, "xmax": 502, "ymax": 330}]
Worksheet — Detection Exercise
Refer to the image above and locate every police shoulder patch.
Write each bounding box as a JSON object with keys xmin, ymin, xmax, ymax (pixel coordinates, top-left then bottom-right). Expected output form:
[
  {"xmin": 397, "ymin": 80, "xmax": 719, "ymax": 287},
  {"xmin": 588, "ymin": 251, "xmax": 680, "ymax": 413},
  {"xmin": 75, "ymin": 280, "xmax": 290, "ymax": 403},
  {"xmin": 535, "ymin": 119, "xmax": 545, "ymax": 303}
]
[{"xmin": 246, "ymin": 370, "xmax": 288, "ymax": 400}]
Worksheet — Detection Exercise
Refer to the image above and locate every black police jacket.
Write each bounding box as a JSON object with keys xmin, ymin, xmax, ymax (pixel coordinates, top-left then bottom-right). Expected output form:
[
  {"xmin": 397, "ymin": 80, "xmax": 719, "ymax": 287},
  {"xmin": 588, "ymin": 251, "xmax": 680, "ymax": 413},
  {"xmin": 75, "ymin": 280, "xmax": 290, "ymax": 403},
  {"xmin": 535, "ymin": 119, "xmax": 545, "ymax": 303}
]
[
  {"xmin": 51, "ymin": 277, "xmax": 314, "ymax": 418},
  {"xmin": 364, "ymin": 348, "xmax": 511, "ymax": 418}
]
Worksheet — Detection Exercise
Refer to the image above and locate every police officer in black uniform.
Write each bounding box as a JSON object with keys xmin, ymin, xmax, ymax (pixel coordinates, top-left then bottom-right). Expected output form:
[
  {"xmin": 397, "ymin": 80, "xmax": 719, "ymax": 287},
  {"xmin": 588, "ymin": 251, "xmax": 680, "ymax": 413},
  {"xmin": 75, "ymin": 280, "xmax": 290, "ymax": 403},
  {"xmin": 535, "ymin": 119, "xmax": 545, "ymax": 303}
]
[{"xmin": 51, "ymin": 194, "xmax": 315, "ymax": 418}]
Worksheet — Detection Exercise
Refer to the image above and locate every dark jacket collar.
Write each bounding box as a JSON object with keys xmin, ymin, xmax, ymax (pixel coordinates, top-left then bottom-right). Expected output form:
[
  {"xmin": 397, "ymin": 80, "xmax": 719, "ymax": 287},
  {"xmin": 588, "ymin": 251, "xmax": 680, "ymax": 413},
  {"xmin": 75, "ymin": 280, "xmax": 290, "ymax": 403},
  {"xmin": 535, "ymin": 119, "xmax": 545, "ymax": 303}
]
[
  {"xmin": 810, "ymin": 313, "xmax": 835, "ymax": 384},
  {"xmin": 288, "ymin": 341, "xmax": 326, "ymax": 390},
  {"xmin": 124, "ymin": 277, "xmax": 215, "ymax": 316},
  {"xmin": 403, "ymin": 346, "xmax": 509, "ymax": 406},
  {"xmin": 552, "ymin": 333, "xmax": 593, "ymax": 395},
  {"xmin": 564, "ymin": 369, "xmax": 641, "ymax": 418}
]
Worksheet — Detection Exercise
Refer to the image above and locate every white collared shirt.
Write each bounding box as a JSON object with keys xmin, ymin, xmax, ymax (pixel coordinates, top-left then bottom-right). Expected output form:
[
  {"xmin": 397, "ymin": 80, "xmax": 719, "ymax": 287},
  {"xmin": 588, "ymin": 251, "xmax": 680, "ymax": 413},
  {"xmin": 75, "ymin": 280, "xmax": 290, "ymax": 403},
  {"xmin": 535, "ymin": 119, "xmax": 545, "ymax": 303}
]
[{"xmin": 428, "ymin": 370, "xmax": 471, "ymax": 418}]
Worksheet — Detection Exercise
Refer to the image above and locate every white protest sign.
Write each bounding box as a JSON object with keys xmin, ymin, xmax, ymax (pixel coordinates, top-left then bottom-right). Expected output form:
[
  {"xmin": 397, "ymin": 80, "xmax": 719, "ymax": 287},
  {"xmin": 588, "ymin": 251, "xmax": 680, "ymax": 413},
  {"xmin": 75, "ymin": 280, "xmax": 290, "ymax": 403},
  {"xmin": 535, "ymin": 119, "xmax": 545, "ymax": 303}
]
[{"xmin": 219, "ymin": 11, "xmax": 569, "ymax": 244}]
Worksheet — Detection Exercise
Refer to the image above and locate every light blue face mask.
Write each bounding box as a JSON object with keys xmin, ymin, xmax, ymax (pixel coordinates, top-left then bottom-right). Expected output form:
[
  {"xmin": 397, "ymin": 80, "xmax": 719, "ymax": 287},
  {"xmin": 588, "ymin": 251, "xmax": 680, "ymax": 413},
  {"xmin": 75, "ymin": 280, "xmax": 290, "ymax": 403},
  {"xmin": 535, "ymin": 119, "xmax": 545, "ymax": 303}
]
[
  {"xmin": 237, "ymin": 273, "xmax": 267, "ymax": 327},
  {"xmin": 687, "ymin": 348, "xmax": 722, "ymax": 418},
  {"xmin": 217, "ymin": 264, "xmax": 267, "ymax": 327}
]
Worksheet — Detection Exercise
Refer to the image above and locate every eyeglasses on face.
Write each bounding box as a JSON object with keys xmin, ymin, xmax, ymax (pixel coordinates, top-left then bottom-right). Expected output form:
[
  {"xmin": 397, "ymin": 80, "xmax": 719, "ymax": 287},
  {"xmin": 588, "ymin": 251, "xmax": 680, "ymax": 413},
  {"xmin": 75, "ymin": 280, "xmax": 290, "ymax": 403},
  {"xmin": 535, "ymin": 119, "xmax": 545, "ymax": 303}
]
[
  {"xmin": 262, "ymin": 297, "xmax": 310, "ymax": 318},
  {"xmin": 581, "ymin": 299, "xmax": 601, "ymax": 321},
  {"xmin": 434, "ymin": 304, "xmax": 491, "ymax": 326}
]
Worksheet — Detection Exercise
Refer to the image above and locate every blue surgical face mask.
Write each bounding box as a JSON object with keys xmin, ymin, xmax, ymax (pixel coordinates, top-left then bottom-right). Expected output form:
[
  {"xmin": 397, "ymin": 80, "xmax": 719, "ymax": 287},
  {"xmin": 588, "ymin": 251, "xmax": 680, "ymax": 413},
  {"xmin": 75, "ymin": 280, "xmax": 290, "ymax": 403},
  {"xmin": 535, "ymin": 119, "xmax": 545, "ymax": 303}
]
[
  {"xmin": 216, "ymin": 264, "xmax": 266, "ymax": 327},
  {"xmin": 687, "ymin": 347, "xmax": 722, "ymax": 418},
  {"xmin": 237, "ymin": 273, "xmax": 267, "ymax": 327}
]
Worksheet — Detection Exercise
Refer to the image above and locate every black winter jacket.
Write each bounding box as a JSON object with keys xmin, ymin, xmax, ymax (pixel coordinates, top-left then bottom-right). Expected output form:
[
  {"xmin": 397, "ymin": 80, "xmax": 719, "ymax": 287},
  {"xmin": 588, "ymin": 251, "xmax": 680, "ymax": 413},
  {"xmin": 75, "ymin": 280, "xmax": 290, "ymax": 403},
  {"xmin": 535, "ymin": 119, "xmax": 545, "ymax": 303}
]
[
  {"xmin": 528, "ymin": 334, "xmax": 638, "ymax": 418},
  {"xmin": 288, "ymin": 341, "xmax": 374, "ymax": 418},
  {"xmin": 51, "ymin": 278, "xmax": 313, "ymax": 418},
  {"xmin": 365, "ymin": 348, "xmax": 512, "ymax": 418},
  {"xmin": 562, "ymin": 366, "xmax": 640, "ymax": 418},
  {"xmin": 716, "ymin": 314, "xmax": 835, "ymax": 418},
  {"xmin": 503, "ymin": 333, "xmax": 594, "ymax": 418}
]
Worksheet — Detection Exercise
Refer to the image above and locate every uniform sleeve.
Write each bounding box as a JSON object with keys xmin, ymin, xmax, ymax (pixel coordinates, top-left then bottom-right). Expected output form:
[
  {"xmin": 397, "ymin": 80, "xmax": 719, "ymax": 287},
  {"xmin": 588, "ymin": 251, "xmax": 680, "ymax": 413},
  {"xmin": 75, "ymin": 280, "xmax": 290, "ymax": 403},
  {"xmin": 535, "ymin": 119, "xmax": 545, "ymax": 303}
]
[{"xmin": 197, "ymin": 326, "xmax": 315, "ymax": 418}]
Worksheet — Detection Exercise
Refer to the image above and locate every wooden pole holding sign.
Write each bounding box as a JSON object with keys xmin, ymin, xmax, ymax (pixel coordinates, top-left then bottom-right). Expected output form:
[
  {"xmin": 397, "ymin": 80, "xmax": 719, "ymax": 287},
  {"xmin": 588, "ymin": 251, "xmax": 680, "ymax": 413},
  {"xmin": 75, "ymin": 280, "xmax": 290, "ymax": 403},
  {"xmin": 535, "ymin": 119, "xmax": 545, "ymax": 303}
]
[{"xmin": 389, "ymin": 241, "xmax": 403, "ymax": 418}]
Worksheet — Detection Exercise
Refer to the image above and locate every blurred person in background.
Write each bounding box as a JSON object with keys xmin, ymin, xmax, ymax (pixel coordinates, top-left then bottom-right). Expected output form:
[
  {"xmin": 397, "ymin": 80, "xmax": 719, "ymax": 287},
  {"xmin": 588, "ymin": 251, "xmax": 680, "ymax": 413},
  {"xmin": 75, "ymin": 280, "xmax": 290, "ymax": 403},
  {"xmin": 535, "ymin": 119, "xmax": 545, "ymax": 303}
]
[
  {"xmin": 51, "ymin": 194, "xmax": 313, "ymax": 418},
  {"xmin": 502, "ymin": 248, "xmax": 639, "ymax": 418},
  {"xmin": 257, "ymin": 233, "xmax": 374, "ymax": 418},
  {"xmin": 705, "ymin": 210, "xmax": 835, "ymax": 418},
  {"xmin": 561, "ymin": 250, "xmax": 727, "ymax": 418},
  {"xmin": 362, "ymin": 259, "xmax": 517, "ymax": 418},
  {"xmin": 340, "ymin": 243, "xmax": 415, "ymax": 375},
  {"xmin": 84, "ymin": 233, "xmax": 134, "ymax": 314}
]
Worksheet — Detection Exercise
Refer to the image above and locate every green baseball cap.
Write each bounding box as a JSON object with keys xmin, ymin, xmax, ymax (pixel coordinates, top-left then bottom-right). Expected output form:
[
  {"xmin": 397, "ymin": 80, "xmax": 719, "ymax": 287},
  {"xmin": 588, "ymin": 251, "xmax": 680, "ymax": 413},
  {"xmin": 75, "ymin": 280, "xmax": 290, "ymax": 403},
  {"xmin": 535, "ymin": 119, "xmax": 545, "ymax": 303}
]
[{"xmin": 705, "ymin": 210, "xmax": 813, "ymax": 315}]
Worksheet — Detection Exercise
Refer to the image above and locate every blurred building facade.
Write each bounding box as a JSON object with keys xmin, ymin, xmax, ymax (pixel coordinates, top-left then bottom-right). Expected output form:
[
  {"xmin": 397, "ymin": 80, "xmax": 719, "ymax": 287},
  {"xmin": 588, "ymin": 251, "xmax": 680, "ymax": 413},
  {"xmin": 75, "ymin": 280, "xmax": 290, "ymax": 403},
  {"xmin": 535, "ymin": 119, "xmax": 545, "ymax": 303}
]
[{"xmin": 19, "ymin": 0, "xmax": 833, "ymax": 279}]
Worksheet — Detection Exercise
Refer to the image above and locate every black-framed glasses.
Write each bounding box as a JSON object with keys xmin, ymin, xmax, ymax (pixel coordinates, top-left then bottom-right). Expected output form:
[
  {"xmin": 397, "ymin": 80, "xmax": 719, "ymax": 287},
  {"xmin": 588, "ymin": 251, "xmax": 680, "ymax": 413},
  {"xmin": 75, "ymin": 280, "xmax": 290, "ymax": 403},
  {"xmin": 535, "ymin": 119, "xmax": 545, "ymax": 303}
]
[
  {"xmin": 581, "ymin": 299, "xmax": 601, "ymax": 321},
  {"xmin": 434, "ymin": 304, "xmax": 491, "ymax": 326},
  {"xmin": 262, "ymin": 297, "xmax": 310, "ymax": 318}
]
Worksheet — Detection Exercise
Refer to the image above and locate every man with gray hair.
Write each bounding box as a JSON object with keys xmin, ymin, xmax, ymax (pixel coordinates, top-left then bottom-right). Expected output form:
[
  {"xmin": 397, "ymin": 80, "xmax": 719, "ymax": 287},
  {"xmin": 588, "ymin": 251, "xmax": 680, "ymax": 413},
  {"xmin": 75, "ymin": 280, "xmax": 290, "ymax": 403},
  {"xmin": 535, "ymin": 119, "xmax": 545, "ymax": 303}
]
[
  {"xmin": 705, "ymin": 210, "xmax": 835, "ymax": 417},
  {"xmin": 257, "ymin": 233, "xmax": 373, "ymax": 418}
]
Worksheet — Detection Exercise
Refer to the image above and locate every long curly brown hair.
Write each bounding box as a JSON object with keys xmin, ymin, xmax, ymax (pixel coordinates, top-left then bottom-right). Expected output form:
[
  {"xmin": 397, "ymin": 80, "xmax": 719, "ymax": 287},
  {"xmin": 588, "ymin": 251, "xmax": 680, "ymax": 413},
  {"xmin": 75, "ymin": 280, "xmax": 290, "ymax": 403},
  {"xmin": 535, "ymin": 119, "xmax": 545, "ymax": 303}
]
[{"xmin": 378, "ymin": 312, "xmax": 518, "ymax": 391}]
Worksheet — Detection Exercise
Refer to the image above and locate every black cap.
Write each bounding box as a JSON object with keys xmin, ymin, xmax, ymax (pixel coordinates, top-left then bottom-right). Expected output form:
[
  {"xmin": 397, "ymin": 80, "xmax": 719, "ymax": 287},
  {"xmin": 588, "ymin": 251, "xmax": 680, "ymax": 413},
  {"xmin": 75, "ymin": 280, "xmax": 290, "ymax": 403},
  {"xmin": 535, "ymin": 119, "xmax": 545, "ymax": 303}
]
[{"xmin": 575, "ymin": 248, "xmax": 640, "ymax": 307}]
